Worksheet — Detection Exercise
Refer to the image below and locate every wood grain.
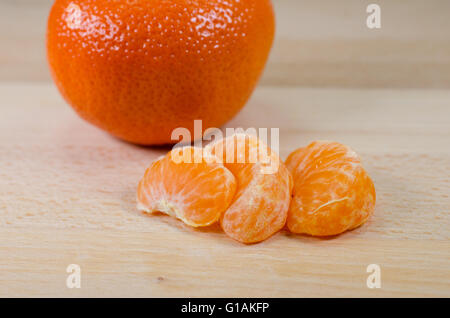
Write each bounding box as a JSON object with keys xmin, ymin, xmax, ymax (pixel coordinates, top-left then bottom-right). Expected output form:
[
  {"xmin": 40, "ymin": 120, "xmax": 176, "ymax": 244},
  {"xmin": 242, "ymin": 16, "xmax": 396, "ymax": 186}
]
[
  {"xmin": 0, "ymin": 83, "xmax": 449, "ymax": 297},
  {"xmin": 1, "ymin": 0, "xmax": 450, "ymax": 88}
]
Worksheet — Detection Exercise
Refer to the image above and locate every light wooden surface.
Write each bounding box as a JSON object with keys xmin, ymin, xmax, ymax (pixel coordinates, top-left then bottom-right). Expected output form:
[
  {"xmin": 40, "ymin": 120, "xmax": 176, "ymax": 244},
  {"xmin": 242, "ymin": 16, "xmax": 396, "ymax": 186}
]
[
  {"xmin": 1, "ymin": 0, "xmax": 450, "ymax": 88},
  {"xmin": 1, "ymin": 0, "xmax": 449, "ymax": 298},
  {"xmin": 0, "ymin": 83, "xmax": 449, "ymax": 297}
]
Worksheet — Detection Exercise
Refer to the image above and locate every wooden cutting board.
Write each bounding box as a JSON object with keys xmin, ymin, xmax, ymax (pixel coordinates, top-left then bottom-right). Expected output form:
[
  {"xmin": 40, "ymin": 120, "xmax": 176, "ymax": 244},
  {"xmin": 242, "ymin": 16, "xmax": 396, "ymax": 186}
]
[{"xmin": 0, "ymin": 83, "xmax": 448, "ymax": 297}]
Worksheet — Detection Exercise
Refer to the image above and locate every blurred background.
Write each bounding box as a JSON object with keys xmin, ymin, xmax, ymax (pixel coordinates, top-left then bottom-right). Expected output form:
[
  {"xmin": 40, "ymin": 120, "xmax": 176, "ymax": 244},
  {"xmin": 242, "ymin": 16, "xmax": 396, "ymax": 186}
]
[{"xmin": 1, "ymin": 0, "xmax": 450, "ymax": 88}]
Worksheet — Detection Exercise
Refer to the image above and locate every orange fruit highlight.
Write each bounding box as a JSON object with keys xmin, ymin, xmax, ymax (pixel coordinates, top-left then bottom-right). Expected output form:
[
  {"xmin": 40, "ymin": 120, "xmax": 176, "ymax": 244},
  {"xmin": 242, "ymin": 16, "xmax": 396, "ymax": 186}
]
[
  {"xmin": 285, "ymin": 141, "xmax": 376, "ymax": 236},
  {"xmin": 47, "ymin": 0, "xmax": 275, "ymax": 145},
  {"xmin": 137, "ymin": 147, "xmax": 236, "ymax": 227},
  {"xmin": 206, "ymin": 134, "xmax": 293, "ymax": 243}
]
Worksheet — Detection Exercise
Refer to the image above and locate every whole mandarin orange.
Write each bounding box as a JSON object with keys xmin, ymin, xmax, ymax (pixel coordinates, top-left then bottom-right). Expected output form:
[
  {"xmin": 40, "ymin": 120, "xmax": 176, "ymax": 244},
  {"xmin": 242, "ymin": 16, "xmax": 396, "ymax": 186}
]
[{"xmin": 47, "ymin": 0, "xmax": 275, "ymax": 145}]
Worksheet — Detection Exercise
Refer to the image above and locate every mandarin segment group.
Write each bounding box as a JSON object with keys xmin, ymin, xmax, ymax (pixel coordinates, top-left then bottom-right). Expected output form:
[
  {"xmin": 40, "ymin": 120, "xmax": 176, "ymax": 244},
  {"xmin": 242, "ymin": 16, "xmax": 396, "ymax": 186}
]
[{"xmin": 137, "ymin": 135, "xmax": 376, "ymax": 243}]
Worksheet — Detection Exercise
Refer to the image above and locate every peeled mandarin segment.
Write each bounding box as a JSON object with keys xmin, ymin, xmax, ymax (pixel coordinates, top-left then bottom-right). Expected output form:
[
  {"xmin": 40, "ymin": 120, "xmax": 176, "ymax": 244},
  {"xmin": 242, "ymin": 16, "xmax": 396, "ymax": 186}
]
[
  {"xmin": 206, "ymin": 134, "xmax": 293, "ymax": 243},
  {"xmin": 286, "ymin": 141, "xmax": 376, "ymax": 236},
  {"xmin": 137, "ymin": 147, "xmax": 237, "ymax": 227},
  {"xmin": 221, "ymin": 162, "xmax": 293, "ymax": 243}
]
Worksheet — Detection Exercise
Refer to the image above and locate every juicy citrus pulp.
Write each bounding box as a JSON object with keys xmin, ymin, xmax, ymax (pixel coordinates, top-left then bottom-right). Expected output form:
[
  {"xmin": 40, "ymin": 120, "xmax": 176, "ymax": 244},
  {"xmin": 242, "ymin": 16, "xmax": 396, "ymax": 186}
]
[{"xmin": 137, "ymin": 147, "xmax": 236, "ymax": 227}]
